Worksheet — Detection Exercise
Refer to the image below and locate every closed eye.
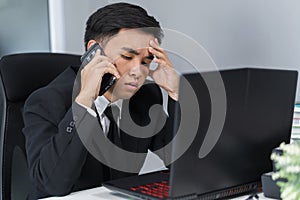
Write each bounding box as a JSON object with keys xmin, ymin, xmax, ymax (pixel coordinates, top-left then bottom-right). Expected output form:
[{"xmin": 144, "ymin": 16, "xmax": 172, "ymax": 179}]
[
  {"xmin": 142, "ymin": 61, "xmax": 151, "ymax": 66},
  {"xmin": 121, "ymin": 55, "xmax": 132, "ymax": 60}
]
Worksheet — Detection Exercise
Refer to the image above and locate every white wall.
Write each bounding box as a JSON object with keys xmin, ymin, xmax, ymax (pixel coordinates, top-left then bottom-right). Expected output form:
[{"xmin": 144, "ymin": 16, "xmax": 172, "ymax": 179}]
[
  {"xmin": 47, "ymin": 0, "xmax": 300, "ymax": 172},
  {"xmin": 49, "ymin": 0, "xmax": 300, "ymax": 100},
  {"xmin": 0, "ymin": 0, "xmax": 50, "ymax": 57}
]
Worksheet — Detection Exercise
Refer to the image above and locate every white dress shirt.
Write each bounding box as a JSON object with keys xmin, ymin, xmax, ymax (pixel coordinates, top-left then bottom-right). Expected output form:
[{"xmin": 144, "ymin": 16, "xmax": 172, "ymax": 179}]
[
  {"xmin": 94, "ymin": 96, "xmax": 122, "ymax": 135},
  {"xmin": 77, "ymin": 87, "xmax": 169, "ymax": 136},
  {"xmin": 77, "ymin": 96, "xmax": 122, "ymax": 136}
]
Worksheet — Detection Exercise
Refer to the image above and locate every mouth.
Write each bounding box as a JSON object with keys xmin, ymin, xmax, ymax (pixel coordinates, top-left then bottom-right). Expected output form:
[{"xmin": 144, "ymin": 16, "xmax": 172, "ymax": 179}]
[{"xmin": 124, "ymin": 82, "xmax": 139, "ymax": 90}]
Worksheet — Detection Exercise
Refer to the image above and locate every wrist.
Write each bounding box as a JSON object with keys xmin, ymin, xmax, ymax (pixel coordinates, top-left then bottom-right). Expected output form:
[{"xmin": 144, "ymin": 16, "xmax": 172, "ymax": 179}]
[{"xmin": 75, "ymin": 92, "xmax": 95, "ymax": 108}]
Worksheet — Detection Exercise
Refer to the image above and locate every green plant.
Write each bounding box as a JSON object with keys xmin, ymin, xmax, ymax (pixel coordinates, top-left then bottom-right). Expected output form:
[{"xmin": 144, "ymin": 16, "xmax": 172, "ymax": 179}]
[{"xmin": 271, "ymin": 142, "xmax": 300, "ymax": 200}]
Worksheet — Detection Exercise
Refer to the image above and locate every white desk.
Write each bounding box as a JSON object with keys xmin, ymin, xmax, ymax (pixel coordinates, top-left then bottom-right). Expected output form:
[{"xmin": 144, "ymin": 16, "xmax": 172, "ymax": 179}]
[
  {"xmin": 40, "ymin": 186, "xmax": 273, "ymax": 200},
  {"xmin": 40, "ymin": 187, "xmax": 127, "ymax": 200},
  {"xmin": 39, "ymin": 152, "xmax": 275, "ymax": 200}
]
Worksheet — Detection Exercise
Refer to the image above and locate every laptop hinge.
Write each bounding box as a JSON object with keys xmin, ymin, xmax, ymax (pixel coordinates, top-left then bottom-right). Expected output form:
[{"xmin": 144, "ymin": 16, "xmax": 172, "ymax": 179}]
[{"xmin": 171, "ymin": 193, "xmax": 198, "ymax": 200}]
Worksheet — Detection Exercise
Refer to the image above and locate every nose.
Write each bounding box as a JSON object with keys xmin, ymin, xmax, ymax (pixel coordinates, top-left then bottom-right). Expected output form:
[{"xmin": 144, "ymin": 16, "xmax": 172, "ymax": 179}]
[{"xmin": 128, "ymin": 62, "xmax": 144, "ymax": 79}]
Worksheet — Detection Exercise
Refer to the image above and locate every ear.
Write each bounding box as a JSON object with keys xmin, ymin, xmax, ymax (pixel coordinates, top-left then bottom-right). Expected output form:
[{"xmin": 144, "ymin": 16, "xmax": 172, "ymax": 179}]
[{"xmin": 87, "ymin": 40, "xmax": 97, "ymax": 50}]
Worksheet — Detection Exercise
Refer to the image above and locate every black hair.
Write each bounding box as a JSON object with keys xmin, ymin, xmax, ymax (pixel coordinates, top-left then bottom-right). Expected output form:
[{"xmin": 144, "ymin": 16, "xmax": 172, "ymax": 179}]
[{"xmin": 84, "ymin": 2, "xmax": 163, "ymax": 50}]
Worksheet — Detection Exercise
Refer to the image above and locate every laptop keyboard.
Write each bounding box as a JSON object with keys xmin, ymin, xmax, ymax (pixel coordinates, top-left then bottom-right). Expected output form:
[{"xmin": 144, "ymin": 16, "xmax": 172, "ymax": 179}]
[{"xmin": 130, "ymin": 180, "xmax": 170, "ymax": 199}]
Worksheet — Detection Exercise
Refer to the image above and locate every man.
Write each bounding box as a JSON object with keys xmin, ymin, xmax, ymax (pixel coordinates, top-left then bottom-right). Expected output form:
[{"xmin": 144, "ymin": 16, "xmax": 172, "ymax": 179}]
[{"xmin": 23, "ymin": 2, "xmax": 179, "ymax": 199}]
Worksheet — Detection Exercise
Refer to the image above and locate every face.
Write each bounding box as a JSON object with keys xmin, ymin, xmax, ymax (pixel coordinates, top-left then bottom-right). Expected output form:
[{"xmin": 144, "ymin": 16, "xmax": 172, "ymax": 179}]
[{"xmin": 101, "ymin": 29, "xmax": 155, "ymax": 101}]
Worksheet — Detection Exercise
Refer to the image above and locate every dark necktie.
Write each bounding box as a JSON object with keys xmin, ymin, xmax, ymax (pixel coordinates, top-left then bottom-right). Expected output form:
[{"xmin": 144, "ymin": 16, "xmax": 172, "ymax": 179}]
[
  {"xmin": 104, "ymin": 105, "xmax": 132, "ymax": 180},
  {"xmin": 104, "ymin": 105, "xmax": 121, "ymax": 147}
]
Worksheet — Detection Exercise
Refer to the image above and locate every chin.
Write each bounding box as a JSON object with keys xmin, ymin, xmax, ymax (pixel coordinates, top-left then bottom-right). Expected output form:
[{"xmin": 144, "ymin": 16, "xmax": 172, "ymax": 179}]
[
  {"xmin": 120, "ymin": 93, "xmax": 135, "ymax": 100},
  {"xmin": 118, "ymin": 90, "xmax": 138, "ymax": 100},
  {"xmin": 112, "ymin": 84, "xmax": 140, "ymax": 100}
]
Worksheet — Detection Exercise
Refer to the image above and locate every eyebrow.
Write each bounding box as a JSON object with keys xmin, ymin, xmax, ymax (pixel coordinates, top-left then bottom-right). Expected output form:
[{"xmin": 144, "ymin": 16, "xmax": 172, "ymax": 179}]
[
  {"xmin": 121, "ymin": 47, "xmax": 139, "ymax": 55},
  {"xmin": 121, "ymin": 47, "xmax": 154, "ymax": 60}
]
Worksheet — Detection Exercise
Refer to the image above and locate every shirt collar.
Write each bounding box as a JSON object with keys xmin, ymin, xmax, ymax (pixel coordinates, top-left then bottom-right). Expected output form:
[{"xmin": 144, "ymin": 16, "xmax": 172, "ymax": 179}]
[{"xmin": 94, "ymin": 96, "xmax": 123, "ymax": 118}]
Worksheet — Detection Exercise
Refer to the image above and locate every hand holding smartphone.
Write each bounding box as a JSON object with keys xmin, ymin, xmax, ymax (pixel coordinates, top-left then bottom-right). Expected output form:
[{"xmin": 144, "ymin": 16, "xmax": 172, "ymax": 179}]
[{"xmin": 80, "ymin": 43, "xmax": 117, "ymax": 96}]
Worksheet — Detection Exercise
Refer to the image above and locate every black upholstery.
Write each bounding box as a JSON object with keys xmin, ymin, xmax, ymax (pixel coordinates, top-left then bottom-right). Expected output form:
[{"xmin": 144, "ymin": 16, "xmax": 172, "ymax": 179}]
[{"xmin": 0, "ymin": 53, "xmax": 81, "ymax": 200}]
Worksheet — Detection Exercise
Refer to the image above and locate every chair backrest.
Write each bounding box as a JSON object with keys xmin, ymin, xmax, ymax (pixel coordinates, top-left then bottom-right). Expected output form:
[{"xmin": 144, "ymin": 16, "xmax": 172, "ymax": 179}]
[{"xmin": 0, "ymin": 53, "xmax": 81, "ymax": 200}]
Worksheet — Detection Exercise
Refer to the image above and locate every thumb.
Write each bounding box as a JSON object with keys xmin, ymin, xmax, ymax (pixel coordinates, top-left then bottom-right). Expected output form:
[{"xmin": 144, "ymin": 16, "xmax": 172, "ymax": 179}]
[{"xmin": 148, "ymin": 69, "xmax": 155, "ymax": 78}]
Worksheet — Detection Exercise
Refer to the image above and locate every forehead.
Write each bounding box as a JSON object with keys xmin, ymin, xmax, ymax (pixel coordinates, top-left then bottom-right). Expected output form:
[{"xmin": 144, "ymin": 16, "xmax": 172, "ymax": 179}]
[{"xmin": 106, "ymin": 29, "xmax": 155, "ymax": 51}]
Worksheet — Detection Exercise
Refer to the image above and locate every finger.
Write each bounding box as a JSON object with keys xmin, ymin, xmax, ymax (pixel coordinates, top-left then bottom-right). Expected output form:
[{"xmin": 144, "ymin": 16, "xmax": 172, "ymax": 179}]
[
  {"xmin": 151, "ymin": 55, "xmax": 171, "ymax": 68},
  {"xmin": 84, "ymin": 59, "xmax": 120, "ymax": 79},
  {"xmin": 84, "ymin": 54, "xmax": 112, "ymax": 73},
  {"xmin": 93, "ymin": 51, "xmax": 112, "ymax": 63},
  {"xmin": 148, "ymin": 69, "xmax": 155, "ymax": 78},
  {"xmin": 152, "ymin": 58, "xmax": 167, "ymax": 66},
  {"xmin": 149, "ymin": 47, "xmax": 165, "ymax": 60},
  {"xmin": 85, "ymin": 51, "xmax": 112, "ymax": 69},
  {"xmin": 98, "ymin": 61, "xmax": 121, "ymax": 79},
  {"xmin": 149, "ymin": 39, "xmax": 164, "ymax": 52},
  {"xmin": 95, "ymin": 79, "xmax": 101, "ymax": 96}
]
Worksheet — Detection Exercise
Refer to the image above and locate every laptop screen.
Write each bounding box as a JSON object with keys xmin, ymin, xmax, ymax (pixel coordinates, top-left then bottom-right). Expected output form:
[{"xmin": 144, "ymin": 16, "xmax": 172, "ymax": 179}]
[{"xmin": 169, "ymin": 68, "xmax": 298, "ymax": 198}]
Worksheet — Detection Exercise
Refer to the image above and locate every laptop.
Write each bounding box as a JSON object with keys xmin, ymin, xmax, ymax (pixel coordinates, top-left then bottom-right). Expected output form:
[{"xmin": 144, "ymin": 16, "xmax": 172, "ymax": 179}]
[{"xmin": 103, "ymin": 68, "xmax": 298, "ymax": 200}]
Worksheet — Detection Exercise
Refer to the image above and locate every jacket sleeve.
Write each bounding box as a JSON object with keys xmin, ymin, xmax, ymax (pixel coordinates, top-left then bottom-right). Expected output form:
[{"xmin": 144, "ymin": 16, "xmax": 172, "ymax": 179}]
[{"xmin": 22, "ymin": 87, "xmax": 99, "ymax": 196}]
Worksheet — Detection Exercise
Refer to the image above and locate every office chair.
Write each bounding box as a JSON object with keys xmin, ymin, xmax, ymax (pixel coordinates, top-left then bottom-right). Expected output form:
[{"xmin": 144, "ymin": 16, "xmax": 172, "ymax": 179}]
[{"xmin": 0, "ymin": 53, "xmax": 81, "ymax": 200}]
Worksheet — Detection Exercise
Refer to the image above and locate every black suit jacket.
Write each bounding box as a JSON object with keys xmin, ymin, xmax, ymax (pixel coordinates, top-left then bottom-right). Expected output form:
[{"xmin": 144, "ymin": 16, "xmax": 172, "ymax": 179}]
[{"xmin": 23, "ymin": 66, "xmax": 178, "ymax": 199}]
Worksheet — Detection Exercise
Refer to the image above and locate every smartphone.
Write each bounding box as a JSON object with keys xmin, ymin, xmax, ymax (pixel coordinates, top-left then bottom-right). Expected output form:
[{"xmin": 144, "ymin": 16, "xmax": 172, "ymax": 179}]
[{"xmin": 80, "ymin": 43, "xmax": 117, "ymax": 96}]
